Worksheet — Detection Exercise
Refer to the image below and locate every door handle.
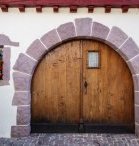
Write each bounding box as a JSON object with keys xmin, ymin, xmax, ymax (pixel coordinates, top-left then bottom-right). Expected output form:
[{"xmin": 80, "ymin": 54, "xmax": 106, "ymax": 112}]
[{"xmin": 84, "ymin": 80, "xmax": 88, "ymax": 94}]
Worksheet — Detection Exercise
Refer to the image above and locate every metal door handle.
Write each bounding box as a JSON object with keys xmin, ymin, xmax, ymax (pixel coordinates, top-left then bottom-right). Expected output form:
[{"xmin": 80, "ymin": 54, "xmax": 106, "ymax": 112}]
[
  {"xmin": 84, "ymin": 81, "xmax": 88, "ymax": 88},
  {"xmin": 84, "ymin": 81, "xmax": 88, "ymax": 94}
]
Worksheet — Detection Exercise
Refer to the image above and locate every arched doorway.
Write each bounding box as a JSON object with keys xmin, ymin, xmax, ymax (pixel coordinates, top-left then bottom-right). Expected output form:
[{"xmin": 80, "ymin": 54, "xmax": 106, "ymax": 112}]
[
  {"xmin": 12, "ymin": 18, "xmax": 139, "ymax": 137},
  {"xmin": 31, "ymin": 39, "xmax": 134, "ymax": 133}
]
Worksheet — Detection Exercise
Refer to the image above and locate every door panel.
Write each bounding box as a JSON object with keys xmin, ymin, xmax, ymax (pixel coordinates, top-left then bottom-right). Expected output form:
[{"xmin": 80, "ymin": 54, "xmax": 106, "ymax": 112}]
[
  {"xmin": 31, "ymin": 40, "xmax": 82, "ymax": 124},
  {"xmin": 31, "ymin": 39, "xmax": 134, "ymax": 133},
  {"xmin": 82, "ymin": 40, "xmax": 134, "ymax": 126}
]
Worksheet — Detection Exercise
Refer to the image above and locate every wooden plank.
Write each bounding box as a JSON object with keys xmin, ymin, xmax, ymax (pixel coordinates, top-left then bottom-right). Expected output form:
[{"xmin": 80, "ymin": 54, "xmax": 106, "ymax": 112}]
[{"xmin": 0, "ymin": 0, "xmax": 139, "ymax": 8}]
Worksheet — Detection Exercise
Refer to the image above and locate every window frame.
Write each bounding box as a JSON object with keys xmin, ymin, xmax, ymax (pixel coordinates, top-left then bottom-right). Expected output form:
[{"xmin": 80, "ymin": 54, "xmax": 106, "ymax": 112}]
[{"xmin": 87, "ymin": 50, "xmax": 101, "ymax": 69}]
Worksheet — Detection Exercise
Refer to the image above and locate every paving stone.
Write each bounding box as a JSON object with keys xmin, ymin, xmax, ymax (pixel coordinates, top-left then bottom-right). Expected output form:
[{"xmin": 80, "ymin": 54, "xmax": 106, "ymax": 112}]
[{"xmin": 0, "ymin": 134, "xmax": 139, "ymax": 145}]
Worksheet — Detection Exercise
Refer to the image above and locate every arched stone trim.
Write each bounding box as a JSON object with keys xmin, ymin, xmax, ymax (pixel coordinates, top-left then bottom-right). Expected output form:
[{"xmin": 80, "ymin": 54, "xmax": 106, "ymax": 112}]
[{"xmin": 12, "ymin": 18, "xmax": 139, "ymax": 137}]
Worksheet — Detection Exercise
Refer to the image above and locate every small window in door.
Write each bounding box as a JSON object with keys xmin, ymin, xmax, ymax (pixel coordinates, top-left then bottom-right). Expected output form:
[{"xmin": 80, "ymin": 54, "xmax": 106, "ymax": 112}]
[{"xmin": 87, "ymin": 51, "xmax": 100, "ymax": 69}]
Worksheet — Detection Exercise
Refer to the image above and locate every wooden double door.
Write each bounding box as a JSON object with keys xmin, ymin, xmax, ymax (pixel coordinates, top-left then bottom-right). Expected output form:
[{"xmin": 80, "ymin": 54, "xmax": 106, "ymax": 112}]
[{"xmin": 31, "ymin": 40, "xmax": 134, "ymax": 133}]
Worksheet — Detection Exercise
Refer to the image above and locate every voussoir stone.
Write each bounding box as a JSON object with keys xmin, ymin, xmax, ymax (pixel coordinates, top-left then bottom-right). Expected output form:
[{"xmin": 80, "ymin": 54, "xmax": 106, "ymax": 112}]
[
  {"xmin": 11, "ymin": 125, "xmax": 30, "ymax": 137},
  {"xmin": 57, "ymin": 22, "xmax": 76, "ymax": 41},
  {"xmin": 91, "ymin": 22, "xmax": 110, "ymax": 41},
  {"xmin": 128, "ymin": 55, "xmax": 139, "ymax": 74},
  {"xmin": 135, "ymin": 124, "xmax": 139, "ymax": 137},
  {"xmin": 12, "ymin": 92, "xmax": 31, "ymax": 105},
  {"xmin": 75, "ymin": 18, "xmax": 92, "ymax": 37},
  {"xmin": 13, "ymin": 53, "xmax": 36, "ymax": 75},
  {"xmin": 13, "ymin": 72, "xmax": 31, "ymax": 91},
  {"xmin": 118, "ymin": 38, "xmax": 139, "ymax": 61},
  {"xmin": 135, "ymin": 92, "xmax": 139, "ymax": 105},
  {"xmin": 133, "ymin": 75, "xmax": 139, "ymax": 91},
  {"xmin": 107, "ymin": 26, "xmax": 128, "ymax": 49},
  {"xmin": 17, "ymin": 106, "xmax": 30, "ymax": 125},
  {"xmin": 41, "ymin": 29, "xmax": 61, "ymax": 49},
  {"xmin": 135, "ymin": 106, "xmax": 139, "ymax": 123},
  {"xmin": 26, "ymin": 39, "xmax": 47, "ymax": 61}
]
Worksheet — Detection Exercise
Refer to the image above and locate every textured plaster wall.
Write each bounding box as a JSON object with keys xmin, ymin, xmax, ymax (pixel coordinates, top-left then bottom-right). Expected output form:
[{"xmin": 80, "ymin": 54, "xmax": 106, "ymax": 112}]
[{"xmin": 0, "ymin": 8, "xmax": 139, "ymax": 137}]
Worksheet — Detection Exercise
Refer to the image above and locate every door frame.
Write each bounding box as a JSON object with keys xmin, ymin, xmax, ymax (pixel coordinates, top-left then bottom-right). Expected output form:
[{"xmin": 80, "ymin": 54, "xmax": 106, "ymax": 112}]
[{"xmin": 12, "ymin": 18, "xmax": 139, "ymax": 137}]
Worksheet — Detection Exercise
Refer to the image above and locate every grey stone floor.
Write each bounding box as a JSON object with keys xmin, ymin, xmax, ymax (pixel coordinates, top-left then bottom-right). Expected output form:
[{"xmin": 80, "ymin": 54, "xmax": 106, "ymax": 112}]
[{"xmin": 0, "ymin": 134, "xmax": 139, "ymax": 146}]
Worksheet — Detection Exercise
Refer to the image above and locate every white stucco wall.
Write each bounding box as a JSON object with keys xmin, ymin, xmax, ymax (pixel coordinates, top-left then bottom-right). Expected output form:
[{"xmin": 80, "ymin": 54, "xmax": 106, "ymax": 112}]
[{"xmin": 0, "ymin": 8, "xmax": 139, "ymax": 138}]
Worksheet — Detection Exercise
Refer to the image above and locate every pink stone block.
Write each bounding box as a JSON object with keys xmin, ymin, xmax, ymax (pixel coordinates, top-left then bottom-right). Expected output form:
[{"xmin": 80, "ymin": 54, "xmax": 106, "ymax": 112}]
[
  {"xmin": 11, "ymin": 125, "xmax": 30, "ymax": 137},
  {"xmin": 12, "ymin": 92, "xmax": 31, "ymax": 105},
  {"xmin": 133, "ymin": 75, "xmax": 139, "ymax": 91},
  {"xmin": 0, "ymin": 80, "xmax": 9, "ymax": 86},
  {"xmin": 13, "ymin": 72, "xmax": 31, "ymax": 91},
  {"xmin": 91, "ymin": 22, "xmax": 110, "ymax": 41},
  {"xmin": 26, "ymin": 39, "xmax": 47, "ymax": 61},
  {"xmin": 57, "ymin": 22, "xmax": 76, "ymax": 41},
  {"xmin": 3, "ymin": 47, "xmax": 10, "ymax": 81},
  {"xmin": 0, "ymin": 34, "xmax": 19, "ymax": 46},
  {"xmin": 75, "ymin": 18, "xmax": 92, "ymax": 37},
  {"xmin": 135, "ymin": 124, "xmax": 139, "ymax": 137},
  {"xmin": 118, "ymin": 38, "xmax": 139, "ymax": 61},
  {"xmin": 128, "ymin": 56, "xmax": 139, "ymax": 74},
  {"xmin": 17, "ymin": 106, "xmax": 30, "ymax": 125},
  {"xmin": 135, "ymin": 106, "xmax": 139, "ymax": 123},
  {"xmin": 13, "ymin": 53, "xmax": 36, "ymax": 75},
  {"xmin": 41, "ymin": 29, "xmax": 61, "ymax": 49},
  {"xmin": 107, "ymin": 26, "xmax": 128, "ymax": 49},
  {"xmin": 135, "ymin": 92, "xmax": 139, "ymax": 105}
]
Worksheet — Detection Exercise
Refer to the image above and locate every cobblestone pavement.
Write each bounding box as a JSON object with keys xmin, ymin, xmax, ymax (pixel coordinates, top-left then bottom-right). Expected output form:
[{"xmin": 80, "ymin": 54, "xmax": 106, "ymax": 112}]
[{"xmin": 0, "ymin": 134, "xmax": 139, "ymax": 146}]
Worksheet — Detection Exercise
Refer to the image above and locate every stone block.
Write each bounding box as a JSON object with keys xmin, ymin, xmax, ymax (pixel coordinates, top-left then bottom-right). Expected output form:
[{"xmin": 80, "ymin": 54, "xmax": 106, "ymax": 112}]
[
  {"xmin": 57, "ymin": 22, "xmax": 76, "ymax": 41},
  {"xmin": 26, "ymin": 39, "xmax": 47, "ymax": 61},
  {"xmin": 13, "ymin": 53, "xmax": 36, "ymax": 75}
]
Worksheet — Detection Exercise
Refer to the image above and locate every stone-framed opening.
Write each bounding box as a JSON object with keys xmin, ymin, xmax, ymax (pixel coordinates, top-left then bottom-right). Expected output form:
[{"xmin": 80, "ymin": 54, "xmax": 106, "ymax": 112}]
[
  {"xmin": 0, "ymin": 34, "xmax": 19, "ymax": 86},
  {"xmin": 12, "ymin": 18, "xmax": 139, "ymax": 137}
]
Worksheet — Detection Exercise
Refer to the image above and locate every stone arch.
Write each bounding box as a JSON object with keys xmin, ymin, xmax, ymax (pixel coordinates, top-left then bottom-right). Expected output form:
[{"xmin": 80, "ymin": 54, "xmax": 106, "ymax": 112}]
[{"xmin": 11, "ymin": 18, "xmax": 139, "ymax": 137}]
